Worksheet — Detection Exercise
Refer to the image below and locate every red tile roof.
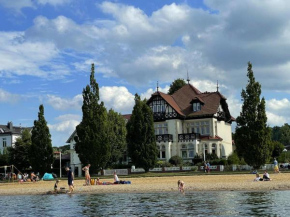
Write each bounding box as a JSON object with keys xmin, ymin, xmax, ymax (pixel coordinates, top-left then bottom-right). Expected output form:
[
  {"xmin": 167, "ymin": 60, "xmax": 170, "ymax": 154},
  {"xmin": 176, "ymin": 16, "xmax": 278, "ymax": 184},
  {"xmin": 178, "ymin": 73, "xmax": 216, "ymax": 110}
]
[
  {"xmin": 122, "ymin": 114, "xmax": 132, "ymax": 121},
  {"xmin": 200, "ymin": 135, "xmax": 223, "ymax": 141}
]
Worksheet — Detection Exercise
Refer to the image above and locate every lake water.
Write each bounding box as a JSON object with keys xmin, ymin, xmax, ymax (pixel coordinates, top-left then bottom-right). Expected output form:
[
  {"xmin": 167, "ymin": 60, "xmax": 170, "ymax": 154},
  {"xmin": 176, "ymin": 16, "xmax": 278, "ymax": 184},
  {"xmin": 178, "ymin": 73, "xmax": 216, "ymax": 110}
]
[{"xmin": 0, "ymin": 191, "xmax": 289, "ymax": 216}]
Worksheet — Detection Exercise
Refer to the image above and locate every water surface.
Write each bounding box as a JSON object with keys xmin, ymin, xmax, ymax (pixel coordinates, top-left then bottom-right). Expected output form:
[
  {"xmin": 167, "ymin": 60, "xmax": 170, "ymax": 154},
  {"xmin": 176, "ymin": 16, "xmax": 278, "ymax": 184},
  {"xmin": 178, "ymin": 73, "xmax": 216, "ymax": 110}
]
[{"xmin": 0, "ymin": 191, "xmax": 288, "ymax": 216}]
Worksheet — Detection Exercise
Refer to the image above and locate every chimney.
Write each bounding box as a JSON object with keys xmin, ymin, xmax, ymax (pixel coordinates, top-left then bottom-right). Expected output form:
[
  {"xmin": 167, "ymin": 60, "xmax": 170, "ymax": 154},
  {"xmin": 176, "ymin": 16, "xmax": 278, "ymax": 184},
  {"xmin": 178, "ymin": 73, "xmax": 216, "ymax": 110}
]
[{"xmin": 7, "ymin": 122, "xmax": 13, "ymax": 130}]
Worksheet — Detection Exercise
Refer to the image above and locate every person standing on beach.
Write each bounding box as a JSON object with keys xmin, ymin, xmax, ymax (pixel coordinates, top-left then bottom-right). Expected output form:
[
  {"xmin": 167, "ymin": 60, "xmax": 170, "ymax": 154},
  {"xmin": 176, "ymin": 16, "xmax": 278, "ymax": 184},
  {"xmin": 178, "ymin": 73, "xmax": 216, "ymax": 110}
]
[
  {"xmin": 82, "ymin": 164, "xmax": 91, "ymax": 185},
  {"xmin": 274, "ymin": 158, "xmax": 280, "ymax": 173},
  {"xmin": 178, "ymin": 180, "xmax": 185, "ymax": 193},
  {"xmin": 65, "ymin": 167, "xmax": 74, "ymax": 193}
]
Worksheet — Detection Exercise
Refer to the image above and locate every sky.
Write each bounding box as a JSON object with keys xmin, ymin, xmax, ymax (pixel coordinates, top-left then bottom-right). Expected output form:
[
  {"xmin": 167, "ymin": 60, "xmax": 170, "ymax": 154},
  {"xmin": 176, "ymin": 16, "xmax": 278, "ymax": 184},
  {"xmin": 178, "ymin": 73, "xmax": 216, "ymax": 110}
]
[{"xmin": 1, "ymin": 0, "xmax": 290, "ymax": 146}]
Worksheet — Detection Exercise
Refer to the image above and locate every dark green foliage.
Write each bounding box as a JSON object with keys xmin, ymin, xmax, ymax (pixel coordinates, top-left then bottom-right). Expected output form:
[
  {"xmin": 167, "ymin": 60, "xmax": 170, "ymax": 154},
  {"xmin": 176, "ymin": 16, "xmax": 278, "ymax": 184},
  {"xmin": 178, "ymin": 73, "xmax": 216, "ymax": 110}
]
[
  {"xmin": 75, "ymin": 64, "xmax": 110, "ymax": 173},
  {"xmin": 235, "ymin": 62, "xmax": 272, "ymax": 169},
  {"xmin": 168, "ymin": 78, "xmax": 186, "ymax": 95},
  {"xmin": 169, "ymin": 155, "xmax": 183, "ymax": 166},
  {"xmin": 210, "ymin": 159, "xmax": 228, "ymax": 165},
  {"xmin": 29, "ymin": 105, "xmax": 54, "ymax": 175},
  {"xmin": 227, "ymin": 151, "xmax": 240, "ymax": 165},
  {"xmin": 0, "ymin": 148, "xmax": 9, "ymax": 165},
  {"xmin": 126, "ymin": 94, "xmax": 158, "ymax": 172},
  {"xmin": 8, "ymin": 129, "xmax": 31, "ymax": 171},
  {"xmin": 107, "ymin": 109, "xmax": 127, "ymax": 166},
  {"xmin": 271, "ymin": 141, "xmax": 284, "ymax": 158},
  {"xmin": 205, "ymin": 153, "xmax": 219, "ymax": 161},
  {"xmin": 272, "ymin": 124, "xmax": 290, "ymax": 146}
]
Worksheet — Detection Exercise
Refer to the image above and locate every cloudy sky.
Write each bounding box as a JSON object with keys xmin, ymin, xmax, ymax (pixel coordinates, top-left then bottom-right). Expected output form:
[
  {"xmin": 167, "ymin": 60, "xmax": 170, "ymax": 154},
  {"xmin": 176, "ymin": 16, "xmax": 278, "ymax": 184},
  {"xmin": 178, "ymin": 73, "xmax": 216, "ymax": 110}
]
[{"xmin": 1, "ymin": 0, "xmax": 290, "ymax": 146}]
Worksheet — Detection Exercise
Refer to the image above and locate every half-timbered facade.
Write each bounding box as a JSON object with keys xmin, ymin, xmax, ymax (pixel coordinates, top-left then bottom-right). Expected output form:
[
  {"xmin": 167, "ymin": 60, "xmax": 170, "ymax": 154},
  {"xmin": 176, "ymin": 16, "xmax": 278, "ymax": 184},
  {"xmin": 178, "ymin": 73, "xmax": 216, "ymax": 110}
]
[{"xmin": 148, "ymin": 84, "xmax": 235, "ymax": 162}]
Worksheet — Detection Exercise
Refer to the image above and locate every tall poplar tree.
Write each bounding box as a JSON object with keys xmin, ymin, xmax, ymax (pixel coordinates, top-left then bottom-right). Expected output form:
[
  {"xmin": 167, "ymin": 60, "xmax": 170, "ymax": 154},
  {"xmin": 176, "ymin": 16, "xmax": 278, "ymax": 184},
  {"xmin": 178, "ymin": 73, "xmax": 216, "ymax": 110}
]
[
  {"xmin": 107, "ymin": 109, "xmax": 127, "ymax": 166},
  {"xmin": 8, "ymin": 129, "xmax": 31, "ymax": 171},
  {"xmin": 235, "ymin": 62, "xmax": 272, "ymax": 169},
  {"xmin": 75, "ymin": 63, "xmax": 110, "ymax": 173},
  {"xmin": 126, "ymin": 94, "xmax": 158, "ymax": 172},
  {"xmin": 29, "ymin": 105, "xmax": 53, "ymax": 175}
]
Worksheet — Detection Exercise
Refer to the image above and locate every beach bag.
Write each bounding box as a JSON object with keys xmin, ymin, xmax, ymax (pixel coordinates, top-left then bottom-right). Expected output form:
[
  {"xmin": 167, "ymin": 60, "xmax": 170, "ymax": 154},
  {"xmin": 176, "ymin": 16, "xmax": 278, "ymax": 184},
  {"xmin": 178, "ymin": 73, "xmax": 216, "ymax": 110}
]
[{"xmin": 91, "ymin": 179, "xmax": 94, "ymax": 185}]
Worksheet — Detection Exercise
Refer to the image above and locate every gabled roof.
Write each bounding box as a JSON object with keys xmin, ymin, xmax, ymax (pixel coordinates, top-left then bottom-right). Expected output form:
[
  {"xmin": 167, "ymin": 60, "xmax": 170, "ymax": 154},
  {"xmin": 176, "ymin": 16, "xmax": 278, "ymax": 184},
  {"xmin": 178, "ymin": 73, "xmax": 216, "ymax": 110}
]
[
  {"xmin": 151, "ymin": 91, "xmax": 184, "ymax": 116},
  {"xmin": 0, "ymin": 123, "xmax": 32, "ymax": 135},
  {"xmin": 148, "ymin": 84, "xmax": 234, "ymax": 121},
  {"xmin": 200, "ymin": 135, "xmax": 223, "ymax": 141}
]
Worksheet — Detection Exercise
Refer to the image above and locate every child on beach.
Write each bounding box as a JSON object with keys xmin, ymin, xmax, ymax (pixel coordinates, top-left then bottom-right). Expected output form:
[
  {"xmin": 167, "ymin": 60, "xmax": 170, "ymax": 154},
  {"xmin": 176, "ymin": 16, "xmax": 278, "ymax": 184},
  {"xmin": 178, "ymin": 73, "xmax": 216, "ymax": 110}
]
[
  {"xmin": 178, "ymin": 180, "xmax": 185, "ymax": 193},
  {"xmin": 253, "ymin": 173, "xmax": 263, "ymax": 181},
  {"xmin": 54, "ymin": 179, "xmax": 59, "ymax": 192}
]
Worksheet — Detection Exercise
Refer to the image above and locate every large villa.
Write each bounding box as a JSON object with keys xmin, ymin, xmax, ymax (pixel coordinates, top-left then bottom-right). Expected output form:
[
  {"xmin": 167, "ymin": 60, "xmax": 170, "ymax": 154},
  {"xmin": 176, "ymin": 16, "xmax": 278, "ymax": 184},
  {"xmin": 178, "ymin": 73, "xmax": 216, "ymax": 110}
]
[{"xmin": 67, "ymin": 82, "xmax": 235, "ymax": 176}]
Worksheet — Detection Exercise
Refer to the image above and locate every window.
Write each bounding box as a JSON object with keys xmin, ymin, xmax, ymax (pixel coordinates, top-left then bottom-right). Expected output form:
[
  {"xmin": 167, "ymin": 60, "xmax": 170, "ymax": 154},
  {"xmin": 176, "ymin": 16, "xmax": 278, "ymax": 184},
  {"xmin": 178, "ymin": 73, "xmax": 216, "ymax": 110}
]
[
  {"xmin": 154, "ymin": 123, "xmax": 168, "ymax": 135},
  {"xmin": 3, "ymin": 138, "xmax": 7, "ymax": 148},
  {"xmin": 158, "ymin": 145, "xmax": 166, "ymax": 159},
  {"xmin": 182, "ymin": 151, "xmax": 187, "ymax": 158},
  {"xmin": 204, "ymin": 144, "xmax": 208, "ymax": 154},
  {"xmin": 193, "ymin": 103, "xmax": 201, "ymax": 111},
  {"xmin": 212, "ymin": 144, "xmax": 216, "ymax": 155},
  {"xmin": 188, "ymin": 144, "xmax": 194, "ymax": 158}
]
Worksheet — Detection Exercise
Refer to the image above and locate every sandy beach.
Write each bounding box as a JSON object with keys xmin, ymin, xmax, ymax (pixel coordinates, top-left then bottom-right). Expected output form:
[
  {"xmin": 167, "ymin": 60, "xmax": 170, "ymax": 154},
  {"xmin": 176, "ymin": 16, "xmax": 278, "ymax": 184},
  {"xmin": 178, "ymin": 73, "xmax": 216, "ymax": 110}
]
[{"xmin": 0, "ymin": 173, "xmax": 290, "ymax": 196}]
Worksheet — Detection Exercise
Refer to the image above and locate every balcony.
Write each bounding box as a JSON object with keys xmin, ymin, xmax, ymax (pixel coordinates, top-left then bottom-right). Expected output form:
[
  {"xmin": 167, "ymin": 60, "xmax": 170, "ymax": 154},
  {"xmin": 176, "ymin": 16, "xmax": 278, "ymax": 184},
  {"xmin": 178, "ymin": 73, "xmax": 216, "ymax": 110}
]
[
  {"xmin": 156, "ymin": 134, "xmax": 173, "ymax": 143},
  {"xmin": 178, "ymin": 133, "xmax": 199, "ymax": 142}
]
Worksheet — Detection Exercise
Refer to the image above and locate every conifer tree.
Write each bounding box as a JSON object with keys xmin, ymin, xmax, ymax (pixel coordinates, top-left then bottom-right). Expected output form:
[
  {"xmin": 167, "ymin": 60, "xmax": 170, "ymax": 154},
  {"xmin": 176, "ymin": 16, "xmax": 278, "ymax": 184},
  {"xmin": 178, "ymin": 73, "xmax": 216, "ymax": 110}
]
[
  {"xmin": 75, "ymin": 63, "xmax": 110, "ymax": 173},
  {"xmin": 168, "ymin": 78, "xmax": 186, "ymax": 95},
  {"xmin": 126, "ymin": 94, "xmax": 158, "ymax": 172},
  {"xmin": 29, "ymin": 105, "xmax": 53, "ymax": 175},
  {"xmin": 107, "ymin": 109, "xmax": 127, "ymax": 166},
  {"xmin": 235, "ymin": 62, "xmax": 272, "ymax": 169},
  {"xmin": 8, "ymin": 129, "xmax": 31, "ymax": 171}
]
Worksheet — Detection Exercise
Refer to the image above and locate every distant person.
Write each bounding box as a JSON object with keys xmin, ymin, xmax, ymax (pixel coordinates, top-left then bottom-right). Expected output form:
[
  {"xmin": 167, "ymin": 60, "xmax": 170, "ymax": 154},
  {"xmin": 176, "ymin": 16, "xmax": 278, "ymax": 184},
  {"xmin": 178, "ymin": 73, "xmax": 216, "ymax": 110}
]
[
  {"xmin": 206, "ymin": 162, "xmax": 211, "ymax": 173},
  {"xmin": 263, "ymin": 170, "xmax": 271, "ymax": 181},
  {"xmin": 114, "ymin": 171, "xmax": 120, "ymax": 184},
  {"xmin": 31, "ymin": 172, "xmax": 37, "ymax": 182},
  {"xmin": 203, "ymin": 161, "xmax": 207, "ymax": 173},
  {"xmin": 82, "ymin": 164, "xmax": 91, "ymax": 186},
  {"xmin": 254, "ymin": 173, "xmax": 263, "ymax": 181},
  {"xmin": 178, "ymin": 180, "xmax": 185, "ymax": 193},
  {"xmin": 274, "ymin": 158, "xmax": 280, "ymax": 173},
  {"xmin": 65, "ymin": 167, "xmax": 74, "ymax": 193}
]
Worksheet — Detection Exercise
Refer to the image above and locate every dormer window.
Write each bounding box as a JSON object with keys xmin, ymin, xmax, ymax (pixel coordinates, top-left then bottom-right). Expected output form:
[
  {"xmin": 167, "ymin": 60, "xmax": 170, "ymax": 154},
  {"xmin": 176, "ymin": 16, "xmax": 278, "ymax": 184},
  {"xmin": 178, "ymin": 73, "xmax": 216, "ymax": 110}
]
[
  {"xmin": 193, "ymin": 102, "xmax": 201, "ymax": 111},
  {"xmin": 190, "ymin": 97, "xmax": 204, "ymax": 112}
]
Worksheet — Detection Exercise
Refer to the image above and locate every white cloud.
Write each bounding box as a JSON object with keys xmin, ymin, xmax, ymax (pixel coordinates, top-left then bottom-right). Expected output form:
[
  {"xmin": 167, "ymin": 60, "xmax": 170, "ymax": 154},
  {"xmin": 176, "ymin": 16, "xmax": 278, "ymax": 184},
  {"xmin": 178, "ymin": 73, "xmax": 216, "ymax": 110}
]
[
  {"xmin": 46, "ymin": 94, "xmax": 82, "ymax": 111},
  {"xmin": 0, "ymin": 88, "xmax": 20, "ymax": 103},
  {"xmin": 48, "ymin": 114, "xmax": 81, "ymax": 146},
  {"xmin": 141, "ymin": 85, "xmax": 170, "ymax": 100},
  {"xmin": 36, "ymin": 0, "xmax": 73, "ymax": 6},
  {"xmin": 99, "ymin": 86, "xmax": 135, "ymax": 114},
  {"xmin": 0, "ymin": 0, "xmax": 34, "ymax": 12},
  {"xmin": 266, "ymin": 112, "xmax": 288, "ymax": 126}
]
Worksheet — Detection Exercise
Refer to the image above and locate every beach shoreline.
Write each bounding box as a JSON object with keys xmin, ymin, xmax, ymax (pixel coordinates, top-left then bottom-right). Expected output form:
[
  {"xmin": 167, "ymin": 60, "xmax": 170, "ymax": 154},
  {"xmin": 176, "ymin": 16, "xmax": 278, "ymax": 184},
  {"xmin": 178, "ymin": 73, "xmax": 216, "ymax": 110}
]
[{"xmin": 1, "ymin": 173, "xmax": 290, "ymax": 196}]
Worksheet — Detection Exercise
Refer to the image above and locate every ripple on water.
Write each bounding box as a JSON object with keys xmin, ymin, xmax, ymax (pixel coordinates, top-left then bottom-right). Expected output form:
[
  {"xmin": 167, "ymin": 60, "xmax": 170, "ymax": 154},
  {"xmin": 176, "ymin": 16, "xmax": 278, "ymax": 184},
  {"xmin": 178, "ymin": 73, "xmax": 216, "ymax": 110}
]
[{"xmin": 0, "ymin": 191, "xmax": 290, "ymax": 216}]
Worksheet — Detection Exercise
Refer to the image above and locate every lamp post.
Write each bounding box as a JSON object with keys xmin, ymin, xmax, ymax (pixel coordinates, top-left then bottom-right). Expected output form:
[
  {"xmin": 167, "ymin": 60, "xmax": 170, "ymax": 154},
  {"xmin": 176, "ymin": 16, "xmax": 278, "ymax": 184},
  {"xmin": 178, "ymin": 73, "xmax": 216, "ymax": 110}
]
[
  {"xmin": 59, "ymin": 149, "xmax": 62, "ymax": 178},
  {"xmin": 283, "ymin": 148, "xmax": 287, "ymax": 163}
]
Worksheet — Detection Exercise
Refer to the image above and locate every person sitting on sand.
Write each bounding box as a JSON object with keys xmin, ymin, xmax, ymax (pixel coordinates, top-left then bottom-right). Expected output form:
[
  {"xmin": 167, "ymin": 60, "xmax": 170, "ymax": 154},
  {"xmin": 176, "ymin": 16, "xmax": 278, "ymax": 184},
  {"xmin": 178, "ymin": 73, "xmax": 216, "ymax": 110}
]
[
  {"xmin": 263, "ymin": 170, "xmax": 271, "ymax": 181},
  {"xmin": 31, "ymin": 172, "xmax": 37, "ymax": 182},
  {"xmin": 114, "ymin": 171, "xmax": 120, "ymax": 184},
  {"xmin": 54, "ymin": 179, "xmax": 59, "ymax": 192},
  {"xmin": 254, "ymin": 173, "xmax": 263, "ymax": 181},
  {"xmin": 178, "ymin": 180, "xmax": 185, "ymax": 193}
]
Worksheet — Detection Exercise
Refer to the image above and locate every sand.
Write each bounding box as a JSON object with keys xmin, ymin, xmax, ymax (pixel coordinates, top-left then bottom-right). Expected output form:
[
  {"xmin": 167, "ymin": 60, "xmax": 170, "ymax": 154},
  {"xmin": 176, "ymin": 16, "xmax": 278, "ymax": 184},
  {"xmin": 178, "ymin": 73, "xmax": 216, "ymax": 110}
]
[{"xmin": 0, "ymin": 173, "xmax": 290, "ymax": 196}]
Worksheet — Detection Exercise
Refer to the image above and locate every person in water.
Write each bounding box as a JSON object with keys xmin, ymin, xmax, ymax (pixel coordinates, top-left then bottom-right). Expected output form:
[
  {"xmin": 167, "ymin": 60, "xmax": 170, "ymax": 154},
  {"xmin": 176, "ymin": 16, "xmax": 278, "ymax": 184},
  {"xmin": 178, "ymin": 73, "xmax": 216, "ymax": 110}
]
[
  {"xmin": 178, "ymin": 180, "xmax": 185, "ymax": 193},
  {"xmin": 66, "ymin": 167, "xmax": 74, "ymax": 193}
]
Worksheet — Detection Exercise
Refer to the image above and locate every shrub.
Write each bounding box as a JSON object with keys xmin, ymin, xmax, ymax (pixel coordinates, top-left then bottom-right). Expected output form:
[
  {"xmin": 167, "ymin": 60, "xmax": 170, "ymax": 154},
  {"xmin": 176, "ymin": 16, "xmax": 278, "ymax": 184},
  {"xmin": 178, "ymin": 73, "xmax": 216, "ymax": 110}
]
[
  {"xmin": 162, "ymin": 161, "xmax": 172, "ymax": 167},
  {"xmin": 227, "ymin": 152, "xmax": 240, "ymax": 165},
  {"xmin": 169, "ymin": 155, "xmax": 183, "ymax": 166}
]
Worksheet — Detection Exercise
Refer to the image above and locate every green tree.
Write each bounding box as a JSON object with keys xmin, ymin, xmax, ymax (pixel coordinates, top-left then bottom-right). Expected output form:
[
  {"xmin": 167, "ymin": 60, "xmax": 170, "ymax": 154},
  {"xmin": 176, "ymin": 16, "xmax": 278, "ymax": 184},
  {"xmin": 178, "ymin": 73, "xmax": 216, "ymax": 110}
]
[
  {"xmin": 0, "ymin": 148, "xmax": 9, "ymax": 165},
  {"xmin": 168, "ymin": 78, "xmax": 186, "ymax": 95},
  {"xmin": 271, "ymin": 141, "xmax": 284, "ymax": 158},
  {"xmin": 29, "ymin": 105, "xmax": 54, "ymax": 175},
  {"xmin": 279, "ymin": 124, "xmax": 290, "ymax": 146},
  {"xmin": 8, "ymin": 129, "xmax": 31, "ymax": 171},
  {"xmin": 107, "ymin": 109, "xmax": 127, "ymax": 166},
  {"xmin": 235, "ymin": 62, "xmax": 272, "ymax": 169},
  {"xmin": 169, "ymin": 155, "xmax": 183, "ymax": 166},
  {"xmin": 126, "ymin": 94, "xmax": 158, "ymax": 172},
  {"xmin": 75, "ymin": 63, "xmax": 110, "ymax": 173}
]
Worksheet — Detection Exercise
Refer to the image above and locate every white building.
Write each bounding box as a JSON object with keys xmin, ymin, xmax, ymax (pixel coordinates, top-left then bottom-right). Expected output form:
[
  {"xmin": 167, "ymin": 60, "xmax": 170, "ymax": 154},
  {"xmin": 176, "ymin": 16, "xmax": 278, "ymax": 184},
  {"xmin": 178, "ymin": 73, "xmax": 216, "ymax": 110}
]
[
  {"xmin": 0, "ymin": 122, "xmax": 31, "ymax": 154},
  {"xmin": 67, "ymin": 83, "xmax": 235, "ymax": 174},
  {"xmin": 147, "ymin": 83, "xmax": 235, "ymax": 161},
  {"xmin": 66, "ymin": 130, "xmax": 83, "ymax": 177}
]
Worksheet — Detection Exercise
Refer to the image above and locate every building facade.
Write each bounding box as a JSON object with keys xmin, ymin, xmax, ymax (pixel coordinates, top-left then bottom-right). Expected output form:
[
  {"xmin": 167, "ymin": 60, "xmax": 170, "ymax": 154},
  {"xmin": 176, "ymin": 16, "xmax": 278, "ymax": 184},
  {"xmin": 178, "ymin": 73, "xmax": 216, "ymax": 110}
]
[
  {"xmin": 148, "ymin": 84, "xmax": 235, "ymax": 162},
  {"xmin": 0, "ymin": 122, "xmax": 31, "ymax": 154},
  {"xmin": 66, "ymin": 83, "xmax": 235, "ymax": 172}
]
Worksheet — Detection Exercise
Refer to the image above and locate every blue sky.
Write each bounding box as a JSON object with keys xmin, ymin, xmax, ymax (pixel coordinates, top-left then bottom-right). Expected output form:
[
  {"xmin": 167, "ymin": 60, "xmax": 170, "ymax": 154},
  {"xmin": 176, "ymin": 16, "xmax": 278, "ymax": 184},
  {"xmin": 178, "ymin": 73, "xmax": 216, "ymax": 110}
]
[{"xmin": 1, "ymin": 0, "xmax": 290, "ymax": 146}]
